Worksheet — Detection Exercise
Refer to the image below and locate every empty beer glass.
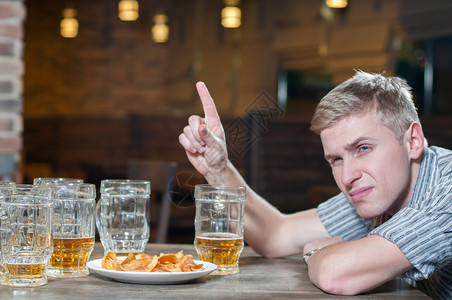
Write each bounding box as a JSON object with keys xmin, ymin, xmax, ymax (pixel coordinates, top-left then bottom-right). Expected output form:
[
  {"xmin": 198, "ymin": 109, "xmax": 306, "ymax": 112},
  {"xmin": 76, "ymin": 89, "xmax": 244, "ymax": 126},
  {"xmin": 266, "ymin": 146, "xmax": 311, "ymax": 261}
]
[
  {"xmin": 33, "ymin": 177, "xmax": 83, "ymax": 186},
  {"xmin": 96, "ymin": 179, "xmax": 151, "ymax": 255},
  {"xmin": 0, "ymin": 185, "xmax": 53, "ymax": 287},
  {"xmin": 0, "ymin": 181, "xmax": 15, "ymax": 189},
  {"xmin": 45, "ymin": 183, "xmax": 96, "ymax": 278},
  {"xmin": 194, "ymin": 184, "xmax": 246, "ymax": 275}
]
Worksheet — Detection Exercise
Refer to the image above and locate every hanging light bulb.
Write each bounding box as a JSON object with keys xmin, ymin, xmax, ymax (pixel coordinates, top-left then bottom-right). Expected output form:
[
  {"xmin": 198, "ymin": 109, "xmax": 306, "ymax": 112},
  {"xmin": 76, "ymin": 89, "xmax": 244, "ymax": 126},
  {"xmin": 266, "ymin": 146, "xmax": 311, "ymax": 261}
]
[
  {"xmin": 60, "ymin": 8, "xmax": 79, "ymax": 38},
  {"xmin": 326, "ymin": 0, "xmax": 348, "ymax": 8},
  {"xmin": 152, "ymin": 13, "xmax": 169, "ymax": 43},
  {"xmin": 221, "ymin": 0, "xmax": 241, "ymax": 28},
  {"xmin": 118, "ymin": 0, "xmax": 139, "ymax": 21}
]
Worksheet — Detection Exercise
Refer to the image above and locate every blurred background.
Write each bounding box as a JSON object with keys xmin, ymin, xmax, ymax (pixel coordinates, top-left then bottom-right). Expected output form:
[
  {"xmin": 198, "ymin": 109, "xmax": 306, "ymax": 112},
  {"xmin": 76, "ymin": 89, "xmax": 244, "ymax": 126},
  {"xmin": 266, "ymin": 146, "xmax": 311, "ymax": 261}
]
[{"xmin": 1, "ymin": 0, "xmax": 452, "ymax": 242}]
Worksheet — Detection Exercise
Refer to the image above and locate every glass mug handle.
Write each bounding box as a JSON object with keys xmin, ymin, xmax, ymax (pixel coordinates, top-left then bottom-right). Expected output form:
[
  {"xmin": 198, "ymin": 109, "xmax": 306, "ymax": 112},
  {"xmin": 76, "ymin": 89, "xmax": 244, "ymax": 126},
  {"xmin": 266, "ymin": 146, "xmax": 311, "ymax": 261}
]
[
  {"xmin": 0, "ymin": 261, "xmax": 9, "ymax": 278},
  {"xmin": 0, "ymin": 232, "xmax": 9, "ymax": 278},
  {"xmin": 95, "ymin": 199, "xmax": 102, "ymax": 238},
  {"xmin": 0, "ymin": 203, "xmax": 10, "ymax": 278}
]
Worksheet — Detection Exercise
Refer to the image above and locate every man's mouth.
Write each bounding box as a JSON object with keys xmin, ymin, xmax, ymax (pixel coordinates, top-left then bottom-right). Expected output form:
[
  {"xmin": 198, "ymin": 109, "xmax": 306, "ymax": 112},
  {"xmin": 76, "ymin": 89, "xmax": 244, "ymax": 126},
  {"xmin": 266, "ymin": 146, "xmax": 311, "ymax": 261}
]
[{"xmin": 349, "ymin": 187, "xmax": 373, "ymax": 203}]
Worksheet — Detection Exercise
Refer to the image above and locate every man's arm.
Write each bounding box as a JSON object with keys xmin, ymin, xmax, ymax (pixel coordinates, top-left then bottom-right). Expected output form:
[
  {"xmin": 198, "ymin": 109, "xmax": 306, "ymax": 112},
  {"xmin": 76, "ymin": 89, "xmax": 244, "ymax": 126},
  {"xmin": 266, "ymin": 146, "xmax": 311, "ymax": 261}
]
[
  {"xmin": 307, "ymin": 234, "xmax": 413, "ymax": 295},
  {"xmin": 179, "ymin": 82, "xmax": 331, "ymax": 257},
  {"xmin": 196, "ymin": 157, "xmax": 332, "ymax": 257}
]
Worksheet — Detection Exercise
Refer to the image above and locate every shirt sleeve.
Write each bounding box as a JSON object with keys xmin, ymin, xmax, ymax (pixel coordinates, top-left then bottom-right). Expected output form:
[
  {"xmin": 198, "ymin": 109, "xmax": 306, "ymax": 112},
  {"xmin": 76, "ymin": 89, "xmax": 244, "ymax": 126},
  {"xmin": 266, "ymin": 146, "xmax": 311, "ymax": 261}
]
[
  {"xmin": 318, "ymin": 193, "xmax": 373, "ymax": 241},
  {"xmin": 370, "ymin": 180, "xmax": 452, "ymax": 280}
]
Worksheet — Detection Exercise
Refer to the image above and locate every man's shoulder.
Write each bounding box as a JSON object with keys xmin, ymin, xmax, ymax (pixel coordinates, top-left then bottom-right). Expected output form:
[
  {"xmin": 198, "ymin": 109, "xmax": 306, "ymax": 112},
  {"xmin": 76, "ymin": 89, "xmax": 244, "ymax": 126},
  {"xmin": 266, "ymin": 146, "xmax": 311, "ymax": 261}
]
[
  {"xmin": 429, "ymin": 145, "xmax": 452, "ymax": 157},
  {"xmin": 428, "ymin": 146, "xmax": 452, "ymax": 176}
]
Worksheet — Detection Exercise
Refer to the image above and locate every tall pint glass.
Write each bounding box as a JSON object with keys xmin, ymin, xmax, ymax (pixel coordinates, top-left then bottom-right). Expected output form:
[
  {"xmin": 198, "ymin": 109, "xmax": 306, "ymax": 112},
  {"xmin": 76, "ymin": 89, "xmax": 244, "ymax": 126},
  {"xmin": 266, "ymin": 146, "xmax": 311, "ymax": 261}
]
[
  {"xmin": 194, "ymin": 184, "xmax": 246, "ymax": 275},
  {"xmin": 96, "ymin": 179, "xmax": 151, "ymax": 255}
]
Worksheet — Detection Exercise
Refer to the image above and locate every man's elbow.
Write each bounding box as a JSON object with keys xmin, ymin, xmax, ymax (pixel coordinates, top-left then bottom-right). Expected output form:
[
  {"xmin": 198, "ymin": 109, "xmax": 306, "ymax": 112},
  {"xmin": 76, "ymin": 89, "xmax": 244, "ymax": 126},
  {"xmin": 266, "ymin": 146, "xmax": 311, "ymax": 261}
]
[
  {"xmin": 315, "ymin": 274, "xmax": 359, "ymax": 296},
  {"xmin": 311, "ymin": 260, "xmax": 366, "ymax": 296},
  {"xmin": 250, "ymin": 244, "xmax": 283, "ymax": 258}
]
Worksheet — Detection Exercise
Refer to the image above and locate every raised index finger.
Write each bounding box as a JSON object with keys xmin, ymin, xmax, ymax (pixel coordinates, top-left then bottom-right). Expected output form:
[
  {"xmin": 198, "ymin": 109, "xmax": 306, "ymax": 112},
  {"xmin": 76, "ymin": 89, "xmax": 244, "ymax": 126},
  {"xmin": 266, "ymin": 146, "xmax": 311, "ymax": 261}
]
[{"xmin": 196, "ymin": 81, "xmax": 220, "ymax": 127}]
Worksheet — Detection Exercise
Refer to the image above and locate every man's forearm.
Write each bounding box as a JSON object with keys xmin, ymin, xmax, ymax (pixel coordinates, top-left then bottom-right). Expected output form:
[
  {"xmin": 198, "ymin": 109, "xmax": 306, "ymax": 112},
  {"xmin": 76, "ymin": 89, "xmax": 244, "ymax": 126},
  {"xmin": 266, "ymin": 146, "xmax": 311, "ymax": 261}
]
[
  {"xmin": 204, "ymin": 160, "xmax": 246, "ymax": 186},
  {"xmin": 307, "ymin": 235, "xmax": 413, "ymax": 295},
  {"xmin": 204, "ymin": 161, "xmax": 330, "ymax": 258},
  {"xmin": 204, "ymin": 161, "xmax": 293, "ymax": 257}
]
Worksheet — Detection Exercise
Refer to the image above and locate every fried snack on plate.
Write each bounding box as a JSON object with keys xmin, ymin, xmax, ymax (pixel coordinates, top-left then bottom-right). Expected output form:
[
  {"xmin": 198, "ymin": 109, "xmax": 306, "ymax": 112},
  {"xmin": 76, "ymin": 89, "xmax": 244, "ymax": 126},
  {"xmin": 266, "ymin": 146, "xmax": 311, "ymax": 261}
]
[
  {"xmin": 158, "ymin": 253, "xmax": 179, "ymax": 264},
  {"xmin": 180, "ymin": 254, "xmax": 202, "ymax": 272},
  {"xmin": 101, "ymin": 250, "xmax": 204, "ymax": 273},
  {"xmin": 101, "ymin": 252, "xmax": 120, "ymax": 270},
  {"xmin": 119, "ymin": 253, "xmax": 155, "ymax": 272}
]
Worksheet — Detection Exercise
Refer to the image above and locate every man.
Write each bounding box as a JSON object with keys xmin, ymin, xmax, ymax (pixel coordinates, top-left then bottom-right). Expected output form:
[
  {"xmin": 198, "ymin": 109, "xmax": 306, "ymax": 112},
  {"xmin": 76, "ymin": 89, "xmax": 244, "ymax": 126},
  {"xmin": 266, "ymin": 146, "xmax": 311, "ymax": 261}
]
[{"xmin": 178, "ymin": 71, "xmax": 452, "ymax": 299}]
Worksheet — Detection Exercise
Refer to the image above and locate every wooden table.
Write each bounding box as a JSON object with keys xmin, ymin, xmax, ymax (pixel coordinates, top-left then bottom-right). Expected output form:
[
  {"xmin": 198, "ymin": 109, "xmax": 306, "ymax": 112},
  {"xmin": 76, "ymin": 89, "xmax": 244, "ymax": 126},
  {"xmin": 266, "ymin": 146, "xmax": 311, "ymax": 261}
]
[{"xmin": 0, "ymin": 243, "xmax": 430, "ymax": 299}]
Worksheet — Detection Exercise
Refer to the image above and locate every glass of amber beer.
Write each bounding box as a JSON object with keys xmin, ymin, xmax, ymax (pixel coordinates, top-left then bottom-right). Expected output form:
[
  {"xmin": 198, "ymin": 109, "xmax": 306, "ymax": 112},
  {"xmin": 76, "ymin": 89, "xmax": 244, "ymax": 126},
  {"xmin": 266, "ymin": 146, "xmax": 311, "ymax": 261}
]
[
  {"xmin": 194, "ymin": 184, "xmax": 246, "ymax": 275},
  {"xmin": 0, "ymin": 185, "xmax": 53, "ymax": 287},
  {"xmin": 44, "ymin": 183, "xmax": 96, "ymax": 278}
]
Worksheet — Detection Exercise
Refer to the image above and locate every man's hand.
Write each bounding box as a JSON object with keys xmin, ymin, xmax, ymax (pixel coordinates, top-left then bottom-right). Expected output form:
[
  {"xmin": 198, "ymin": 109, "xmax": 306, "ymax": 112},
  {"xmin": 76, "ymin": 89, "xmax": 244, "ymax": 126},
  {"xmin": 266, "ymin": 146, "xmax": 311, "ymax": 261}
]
[
  {"xmin": 178, "ymin": 82, "xmax": 229, "ymax": 183},
  {"xmin": 303, "ymin": 236, "xmax": 344, "ymax": 265}
]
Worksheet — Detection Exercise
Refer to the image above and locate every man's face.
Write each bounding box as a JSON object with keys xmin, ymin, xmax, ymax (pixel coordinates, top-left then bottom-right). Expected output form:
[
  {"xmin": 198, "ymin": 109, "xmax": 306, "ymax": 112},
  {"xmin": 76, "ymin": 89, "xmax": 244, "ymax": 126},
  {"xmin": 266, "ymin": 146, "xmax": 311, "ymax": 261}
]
[{"xmin": 320, "ymin": 110, "xmax": 414, "ymax": 219}]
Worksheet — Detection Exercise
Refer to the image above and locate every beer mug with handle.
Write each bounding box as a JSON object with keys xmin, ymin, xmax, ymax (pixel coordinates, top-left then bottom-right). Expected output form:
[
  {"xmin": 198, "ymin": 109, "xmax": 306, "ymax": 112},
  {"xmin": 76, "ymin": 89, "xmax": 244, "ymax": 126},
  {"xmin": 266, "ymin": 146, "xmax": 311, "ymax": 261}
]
[
  {"xmin": 96, "ymin": 179, "xmax": 151, "ymax": 255},
  {"xmin": 33, "ymin": 177, "xmax": 83, "ymax": 185},
  {"xmin": 45, "ymin": 183, "xmax": 96, "ymax": 278},
  {"xmin": 0, "ymin": 185, "xmax": 53, "ymax": 287},
  {"xmin": 0, "ymin": 181, "xmax": 16, "ymax": 283},
  {"xmin": 194, "ymin": 184, "xmax": 246, "ymax": 275}
]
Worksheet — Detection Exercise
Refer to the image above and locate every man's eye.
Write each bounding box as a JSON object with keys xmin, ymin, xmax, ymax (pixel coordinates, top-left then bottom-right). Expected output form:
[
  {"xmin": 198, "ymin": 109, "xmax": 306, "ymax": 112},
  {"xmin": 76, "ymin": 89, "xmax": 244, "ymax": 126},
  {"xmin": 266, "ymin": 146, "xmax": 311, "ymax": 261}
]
[
  {"xmin": 359, "ymin": 145, "xmax": 370, "ymax": 152},
  {"xmin": 330, "ymin": 158, "xmax": 341, "ymax": 166}
]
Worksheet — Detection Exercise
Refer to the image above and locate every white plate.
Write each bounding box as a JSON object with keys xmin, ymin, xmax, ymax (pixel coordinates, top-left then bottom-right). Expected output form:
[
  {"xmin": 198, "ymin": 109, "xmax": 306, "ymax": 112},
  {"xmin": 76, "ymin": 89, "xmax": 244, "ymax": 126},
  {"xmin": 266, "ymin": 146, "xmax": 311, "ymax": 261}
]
[{"xmin": 87, "ymin": 258, "xmax": 217, "ymax": 284}]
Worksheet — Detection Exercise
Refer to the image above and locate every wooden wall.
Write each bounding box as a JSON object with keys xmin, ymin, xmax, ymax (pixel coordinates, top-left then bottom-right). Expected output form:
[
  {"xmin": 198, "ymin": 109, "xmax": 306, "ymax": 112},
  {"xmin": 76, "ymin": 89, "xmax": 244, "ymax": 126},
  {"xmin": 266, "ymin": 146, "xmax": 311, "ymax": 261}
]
[{"xmin": 22, "ymin": 115, "xmax": 247, "ymax": 188}]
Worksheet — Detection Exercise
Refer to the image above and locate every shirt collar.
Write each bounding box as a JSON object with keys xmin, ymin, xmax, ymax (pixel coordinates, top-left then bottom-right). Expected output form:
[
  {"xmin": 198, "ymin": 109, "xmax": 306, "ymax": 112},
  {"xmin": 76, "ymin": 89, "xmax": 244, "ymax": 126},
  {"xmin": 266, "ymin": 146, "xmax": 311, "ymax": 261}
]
[{"xmin": 408, "ymin": 146, "xmax": 436, "ymax": 208}]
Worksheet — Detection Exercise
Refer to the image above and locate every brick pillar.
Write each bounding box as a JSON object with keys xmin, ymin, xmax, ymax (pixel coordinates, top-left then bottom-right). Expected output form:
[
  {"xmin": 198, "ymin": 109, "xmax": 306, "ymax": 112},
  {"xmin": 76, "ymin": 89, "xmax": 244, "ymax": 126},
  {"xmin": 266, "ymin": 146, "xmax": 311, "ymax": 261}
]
[{"xmin": 0, "ymin": 0, "xmax": 25, "ymax": 181}]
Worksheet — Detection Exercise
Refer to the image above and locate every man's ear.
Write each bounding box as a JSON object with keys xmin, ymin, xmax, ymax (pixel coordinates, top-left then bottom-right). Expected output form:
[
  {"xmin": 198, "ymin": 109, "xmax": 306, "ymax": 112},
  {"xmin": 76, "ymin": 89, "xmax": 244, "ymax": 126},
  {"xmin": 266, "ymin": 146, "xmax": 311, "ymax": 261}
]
[{"xmin": 405, "ymin": 122, "xmax": 424, "ymax": 160}]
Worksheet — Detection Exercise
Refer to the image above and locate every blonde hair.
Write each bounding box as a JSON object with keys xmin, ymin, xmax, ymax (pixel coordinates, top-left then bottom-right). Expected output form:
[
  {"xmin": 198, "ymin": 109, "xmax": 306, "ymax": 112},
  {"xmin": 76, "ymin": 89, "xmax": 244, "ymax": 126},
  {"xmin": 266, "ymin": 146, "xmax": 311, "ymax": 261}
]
[{"xmin": 310, "ymin": 71, "xmax": 420, "ymax": 142}]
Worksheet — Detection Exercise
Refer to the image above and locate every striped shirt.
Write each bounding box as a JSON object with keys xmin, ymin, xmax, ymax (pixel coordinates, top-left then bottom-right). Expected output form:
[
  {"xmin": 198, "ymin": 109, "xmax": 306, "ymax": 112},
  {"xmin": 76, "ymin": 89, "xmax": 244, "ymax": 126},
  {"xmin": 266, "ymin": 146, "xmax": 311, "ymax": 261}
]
[{"xmin": 318, "ymin": 146, "xmax": 452, "ymax": 300}]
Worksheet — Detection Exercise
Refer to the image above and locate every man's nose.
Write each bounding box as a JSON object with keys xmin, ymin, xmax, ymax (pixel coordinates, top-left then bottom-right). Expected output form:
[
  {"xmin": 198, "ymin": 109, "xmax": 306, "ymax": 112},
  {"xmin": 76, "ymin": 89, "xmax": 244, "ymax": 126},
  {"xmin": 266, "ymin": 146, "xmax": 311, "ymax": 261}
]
[{"xmin": 341, "ymin": 160, "xmax": 362, "ymax": 186}]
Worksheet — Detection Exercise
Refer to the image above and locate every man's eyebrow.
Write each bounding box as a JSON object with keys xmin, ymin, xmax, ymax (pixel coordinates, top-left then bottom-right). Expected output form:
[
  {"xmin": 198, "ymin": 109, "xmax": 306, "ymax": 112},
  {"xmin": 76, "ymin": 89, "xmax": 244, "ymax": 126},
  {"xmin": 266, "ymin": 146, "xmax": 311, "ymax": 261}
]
[
  {"xmin": 324, "ymin": 153, "xmax": 337, "ymax": 161},
  {"xmin": 324, "ymin": 136, "xmax": 373, "ymax": 161},
  {"xmin": 345, "ymin": 136, "xmax": 370, "ymax": 150}
]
